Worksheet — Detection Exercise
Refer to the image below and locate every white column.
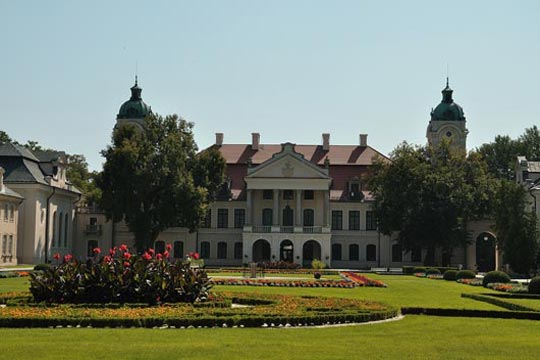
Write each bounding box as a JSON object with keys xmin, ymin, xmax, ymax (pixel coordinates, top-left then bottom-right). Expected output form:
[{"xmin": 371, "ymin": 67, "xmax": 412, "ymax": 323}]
[
  {"xmin": 246, "ymin": 189, "xmax": 252, "ymax": 225},
  {"xmin": 323, "ymin": 190, "xmax": 330, "ymax": 227},
  {"xmin": 295, "ymin": 190, "xmax": 302, "ymax": 226},
  {"xmin": 273, "ymin": 189, "xmax": 280, "ymax": 225}
]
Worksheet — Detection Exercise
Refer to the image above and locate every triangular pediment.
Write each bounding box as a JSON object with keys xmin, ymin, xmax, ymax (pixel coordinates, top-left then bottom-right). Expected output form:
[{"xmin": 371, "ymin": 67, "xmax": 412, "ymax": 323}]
[{"xmin": 246, "ymin": 143, "xmax": 329, "ymax": 179}]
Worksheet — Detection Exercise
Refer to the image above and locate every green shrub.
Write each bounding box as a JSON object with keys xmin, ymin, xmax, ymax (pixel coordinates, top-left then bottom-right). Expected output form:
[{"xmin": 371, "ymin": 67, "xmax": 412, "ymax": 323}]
[
  {"xmin": 482, "ymin": 271, "xmax": 511, "ymax": 287},
  {"xmin": 456, "ymin": 270, "xmax": 476, "ymax": 280},
  {"xmin": 413, "ymin": 267, "xmax": 427, "ymax": 273},
  {"xmin": 313, "ymin": 272, "xmax": 321, "ymax": 280},
  {"xmin": 33, "ymin": 264, "xmax": 50, "ymax": 271},
  {"xmin": 528, "ymin": 277, "xmax": 540, "ymax": 294},
  {"xmin": 426, "ymin": 268, "xmax": 441, "ymax": 275},
  {"xmin": 311, "ymin": 259, "xmax": 326, "ymax": 270},
  {"xmin": 443, "ymin": 270, "xmax": 458, "ymax": 281}
]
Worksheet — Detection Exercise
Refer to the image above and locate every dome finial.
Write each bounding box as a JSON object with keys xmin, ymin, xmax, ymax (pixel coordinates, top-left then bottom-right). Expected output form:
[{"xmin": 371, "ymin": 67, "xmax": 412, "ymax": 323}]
[
  {"xmin": 135, "ymin": 75, "xmax": 138, "ymax": 87},
  {"xmin": 446, "ymin": 76, "xmax": 449, "ymax": 88}
]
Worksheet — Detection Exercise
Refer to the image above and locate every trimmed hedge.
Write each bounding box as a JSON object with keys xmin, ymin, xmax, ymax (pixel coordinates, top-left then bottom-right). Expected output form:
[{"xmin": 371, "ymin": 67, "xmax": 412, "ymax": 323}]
[
  {"xmin": 426, "ymin": 268, "xmax": 441, "ymax": 275},
  {"xmin": 461, "ymin": 293, "xmax": 538, "ymax": 312},
  {"xmin": 528, "ymin": 277, "xmax": 540, "ymax": 294},
  {"xmin": 403, "ymin": 266, "xmax": 458, "ymax": 275},
  {"xmin": 482, "ymin": 271, "xmax": 511, "ymax": 287},
  {"xmin": 401, "ymin": 307, "xmax": 540, "ymax": 320},
  {"xmin": 443, "ymin": 270, "xmax": 458, "ymax": 281},
  {"xmin": 456, "ymin": 270, "xmax": 476, "ymax": 280}
]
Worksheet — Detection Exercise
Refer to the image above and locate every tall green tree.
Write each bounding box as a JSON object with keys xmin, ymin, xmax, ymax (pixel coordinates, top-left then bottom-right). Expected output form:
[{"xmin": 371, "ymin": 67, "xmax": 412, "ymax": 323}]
[
  {"xmin": 0, "ymin": 131, "xmax": 14, "ymax": 144},
  {"xmin": 517, "ymin": 125, "xmax": 540, "ymax": 161},
  {"xmin": 477, "ymin": 135, "xmax": 519, "ymax": 180},
  {"xmin": 98, "ymin": 114, "xmax": 226, "ymax": 252},
  {"xmin": 492, "ymin": 180, "xmax": 539, "ymax": 275},
  {"xmin": 369, "ymin": 141, "xmax": 495, "ymax": 265}
]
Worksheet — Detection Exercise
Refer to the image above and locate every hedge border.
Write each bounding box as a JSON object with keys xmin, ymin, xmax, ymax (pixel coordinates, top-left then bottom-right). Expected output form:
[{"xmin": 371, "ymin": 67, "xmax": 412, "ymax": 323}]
[
  {"xmin": 461, "ymin": 293, "xmax": 539, "ymax": 312},
  {"xmin": 401, "ymin": 307, "xmax": 540, "ymax": 320},
  {"xmin": 481, "ymin": 292, "xmax": 540, "ymax": 300}
]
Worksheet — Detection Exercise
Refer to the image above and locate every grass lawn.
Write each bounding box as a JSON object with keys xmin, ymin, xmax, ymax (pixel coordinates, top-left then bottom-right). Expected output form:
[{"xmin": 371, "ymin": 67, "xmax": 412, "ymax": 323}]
[
  {"xmin": 1, "ymin": 274, "xmax": 539, "ymax": 359},
  {"xmin": 208, "ymin": 271, "xmax": 343, "ymax": 280},
  {"xmin": 0, "ymin": 316, "xmax": 539, "ymax": 360}
]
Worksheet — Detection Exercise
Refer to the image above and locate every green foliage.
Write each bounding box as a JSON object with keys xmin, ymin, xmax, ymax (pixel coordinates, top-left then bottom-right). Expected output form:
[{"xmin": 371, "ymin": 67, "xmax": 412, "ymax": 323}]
[
  {"xmin": 98, "ymin": 114, "xmax": 226, "ymax": 251},
  {"xmin": 369, "ymin": 141, "xmax": 496, "ymax": 266},
  {"xmin": 528, "ymin": 277, "xmax": 540, "ymax": 294},
  {"xmin": 443, "ymin": 270, "xmax": 458, "ymax": 281},
  {"xmin": 311, "ymin": 259, "xmax": 326, "ymax": 270},
  {"xmin": 33, "ymin": 264, "xmax": 50, "ymax": 272},
  {"xmin": 456, "ymin": 270, "xmax": 476, "ymax": 280},
  {"xmin": 0, "ymin": 130, "xmax": 13, "ymax": 144},
  {"xmin": 482, "ymin": 271, "xmax": 511, "ymax": 287},
  {"xmin": 412, "ymin": 267, "xmax": 427, "ymax": 274},
  {"xmin": 426, "ymin": 268, "xmax": 441, "ymax": 275},
  {"xmin": 29, "ymin": 247, "xmax": 211, "ymax": 305},
  {"xmin": 66, "ymin": 154, "xmax": 101, "ymax": 205},
  {"xmin": 492, "ymin": 180, "xmax": 539, "ymax": 275}
]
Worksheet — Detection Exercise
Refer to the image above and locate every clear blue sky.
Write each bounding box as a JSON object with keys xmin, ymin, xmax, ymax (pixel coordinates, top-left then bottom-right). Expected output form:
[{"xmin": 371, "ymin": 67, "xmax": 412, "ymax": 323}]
[{"xmin": 1, "ymin": 0, "xmax": 539, "ymax": 171}]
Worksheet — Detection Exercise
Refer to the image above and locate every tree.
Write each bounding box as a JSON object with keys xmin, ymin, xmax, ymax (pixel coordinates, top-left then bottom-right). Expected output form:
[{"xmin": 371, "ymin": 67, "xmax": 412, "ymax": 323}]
[
  {"xmin": 477, "ymin": 135, "xmax": 519, "ymax": 180},
  {"xmin": 66, "ymin": 154, "xmax": 101, "ymax": 205},
  {"xmin": 517, "ymin": 125, "xmax": 540, "ymax": 161},
  {"xmin": 369, "ymin": 141, "xmax": 495, "ymax": 266},
  {"xmin": 98, "ymin": 114, "xmax": 226, "ymax": 252},
  {"xmin": 492, "ymin": 180, "xmax": 539, "ymax": 275},
  {"xmin": 0, "ymin": 131, "xmax": 14, "ymax": 144}
]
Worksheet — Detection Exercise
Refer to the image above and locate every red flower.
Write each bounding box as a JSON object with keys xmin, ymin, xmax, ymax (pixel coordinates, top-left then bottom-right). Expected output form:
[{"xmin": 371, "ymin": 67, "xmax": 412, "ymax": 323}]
[
  {"xmin": 93, "ymin": 247, "xmax": 101, "ymax": 255},
  {"xmin": 109, "ymin": 248, "xmax": 116, "ymax": 256},
  {"xmin": 148, "ymin": 248, "xmax": 155, "ymax": 255},
  {"xmin": 163, "ymin": 250, "xmax": 170, "ymax": 258},
  {"xmin": 123, "ymin": 261, "xmax": 130, "ymax": 267},
  {"xmin": 166, "ymin": 244, "xmax": 172, "ymax": 251},
  {"xmin": 119, "ymin": 244, "xmax": 128, "ymax": 252},
  {"xmin": 156, "ymin": 253, "xmax": 163, "ymax": 260},
  {"xmin": 103, "ymin": 255, "xmax": 112, "ymax": 264},
  {"xmin": 123, "ymin": 252, "xmax": 132, "ymax": 260},
  {"xmin": 53, "ymin": 253, "xmax": 60, "ymax": 260},
  {"xmin": 63, "ymin": 254, "xmax": 73, "ymax": 263},
  {"xmin": 142, "ymin": 252, "xmax": 152, "ymax": 261},
  {"xmin": 192, "ymin": 252, "xmax": 200, "ymax": 260}
]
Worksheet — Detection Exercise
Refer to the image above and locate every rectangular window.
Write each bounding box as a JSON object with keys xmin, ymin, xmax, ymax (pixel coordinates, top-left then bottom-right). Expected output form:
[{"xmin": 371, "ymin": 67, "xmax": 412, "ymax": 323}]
[
  {"xmin": 348, "ymin": 211, "xmax": 360, "ymax": 230},
  {"xmin": 263, "ymin": 190, "xmax": 273, "ymax": 200},
  {"xmin": 234, "ymin": 242, "xmax": 243, "ymax": 259},
  {"xmin": 9, "ymin": 235, "xmax": 13, "ymax": 255},
  {"xmin": 3, "ymin": 204, "xmax": 7, "ymax": 221},
  {"xmin": 203, "ymin": 209, "xmax": 211, "ymax": 228},
  {"xmin": 217, "ymin": 209, "xmax": 228, "ymax": 228},
  {"xmin": 365, "ymin": 211, "xmax": 376, "ymax": 230},
  {"xmin": 200, "ymin": 242, "xmax": 210, "ymax": 259},
  {"xmin": 234, "ymin": 209, "xmax": 245, "ymax": 229},
  {"xmin": 217, "ymin": 242, "xmax": 227, "ymax": 259},
  {"xmin": 304, "ymin": 190, "xmax": 314, "ymax": 200},
  {"xmin": 173, "ymin": 241, "xmax": 184, "ymax": 258},
  {"xmin": 349, "ymin": 244, "xmax": 359, "ymax": 261},
  {"xmin": 283, "ymin": 190, "xmax": 293, "ymax": 200},
  {"xmin": 392, "ymin": 244, "xmax": 403, "ymax": 262},
  {"xmin": 262, "ymin": 209, "xmax": 273, "ymax": 226},
  {"xmin": 1, "ymin": 235, "xmax": 6, "ymax": 255},
  {"xmin": 331, "ymin": 210, "xmax": 343, "ymax": 230}
]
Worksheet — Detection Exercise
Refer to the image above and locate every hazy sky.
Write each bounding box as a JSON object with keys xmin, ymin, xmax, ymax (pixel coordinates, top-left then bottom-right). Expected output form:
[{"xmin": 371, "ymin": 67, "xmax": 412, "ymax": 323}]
[{"xmin": 1, "ymin": 0, "xmax": 539, "ymax": 171}]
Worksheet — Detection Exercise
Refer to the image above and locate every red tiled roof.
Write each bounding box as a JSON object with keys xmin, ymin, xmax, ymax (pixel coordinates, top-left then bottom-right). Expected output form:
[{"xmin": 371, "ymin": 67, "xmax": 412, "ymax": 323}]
[{"xmin": 218, "ymin": 144, "xmax": 387, "ymax": 166}]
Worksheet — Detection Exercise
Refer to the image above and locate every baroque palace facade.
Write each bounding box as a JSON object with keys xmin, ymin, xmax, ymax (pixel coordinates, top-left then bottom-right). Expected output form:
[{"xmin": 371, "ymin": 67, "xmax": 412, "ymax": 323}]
[{"xmin": 3, "ymin": 79, "xmax": 538, "ymax": 269}]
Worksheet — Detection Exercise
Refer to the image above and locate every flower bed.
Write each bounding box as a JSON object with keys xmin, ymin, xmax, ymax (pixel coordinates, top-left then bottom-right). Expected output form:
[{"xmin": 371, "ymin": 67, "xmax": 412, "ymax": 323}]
[
  {"xmin": 0, "ymin": 292, "xmax": 397, "ymax": 328},
  {"xmin": 486, "ymin": 283, "xmax": 528, "ymax": 294},
  {"xmin": 340, "ymin": 272, "xmax": 387, "ymax": 287},
  {"xmin": 457, "ymin": 278, "xmax": 483, "ymax": 286},
  {"xmin": 211, "ymin": 278, "xmax": 355, "ymax": 288}
]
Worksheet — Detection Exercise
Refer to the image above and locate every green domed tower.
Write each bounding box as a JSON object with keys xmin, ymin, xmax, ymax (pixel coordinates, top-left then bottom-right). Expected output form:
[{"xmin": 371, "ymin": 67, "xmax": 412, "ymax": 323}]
[
  {"xmin": 426, "ymin": 78, "xmax": 468, "ymax": 151},
  {"xmin": 116, "ymin": 77, "xmax": 152, "ymax": 128}
]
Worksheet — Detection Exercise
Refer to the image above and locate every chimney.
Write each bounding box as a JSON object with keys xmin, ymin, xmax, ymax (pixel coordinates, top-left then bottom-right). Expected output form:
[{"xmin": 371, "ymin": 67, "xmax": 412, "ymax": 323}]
[
  {"xmin": 215, "ymin": 133, "xmax": 224, "ymax": 146},
  {"xmin": 359, "ymin": 134, "xmax": 368, "ymax": 147},
  {"xmin": 322, "ymin": 133, "xmax": 330, "ymax": 151},
  {"xmin": 252, "ymin": 133, "xmax": 260, "ymax": 151},
  {"xmin": 0, "ymin": 167, "xmax": 4, "ymax": 193}
]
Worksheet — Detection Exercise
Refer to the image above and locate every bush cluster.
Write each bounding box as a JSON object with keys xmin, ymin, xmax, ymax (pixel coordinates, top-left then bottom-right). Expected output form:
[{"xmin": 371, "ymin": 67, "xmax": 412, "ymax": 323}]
[
  {"xmin": 426, "ymin": 268, "xmax": 441, "ymax": 275},
  {"xmin": 482, "ymin": 271, "xmax": 511, "ymax": 287},
  {"xmin": 403, "ymin": 266, "xmax": 458, "ymax": 275},
  {"xmin": 443, "ymin": 270, "xmax": 458, "ymax": 281},
  {"xmin": 456, "ymin": 270, "xmax": 476, "ymax": 280},
  {"xmin": 528, "ymin": 277, "xmax": 540, "ymax": 294},
  {"xmin": 29, "ymin": 246, "xmax": 211, "ymax": 305}
]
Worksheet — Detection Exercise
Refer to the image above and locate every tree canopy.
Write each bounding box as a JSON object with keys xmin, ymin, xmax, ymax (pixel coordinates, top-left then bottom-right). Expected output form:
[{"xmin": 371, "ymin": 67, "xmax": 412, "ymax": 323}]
[
  {"xmin": 98, "ymin": 114, "xmax": 226, "ymax": 252},
  {"xmin": 369, "ymin": 141, "xmax": 495, "ymax": 266}
]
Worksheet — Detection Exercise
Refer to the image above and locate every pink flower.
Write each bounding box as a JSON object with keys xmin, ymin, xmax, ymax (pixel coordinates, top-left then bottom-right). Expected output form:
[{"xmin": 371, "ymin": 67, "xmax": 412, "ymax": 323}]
[
  {"xmin": 53, "ymin": 253, "xmax": 60, "ymax": 260},
  {"xmin": 148, "ymin": 248, "xmax": 155, "ymax": 256},
  {"xmin": 192, "ymin": 252, "xmax": 200, "ymax": 260},
  {"xmin": 63, "ymin": 254, "xmax": 73, "ymax": 263},
  {"xmin": 166, "ymin": 244, "xmax": 172, "ymax": 251},
  {"xmin": 103, "ymin": 255, "xmax": 112, "ymax": 264},
  {"xmin": 123, "ymin": 252, "xmax": 132, "ymax": 260},
  {"xmin": 109, "ymin": 248, "xmax": 116, "ymax": 256},
  {"xmin": 119, "ymin": 244, "xmax": 128, "ymax": 252},
  {"xmin": 163, "ymin": 251, "xmax": 170, "ymax": 258},
  {"xmin": 123, "ymin": 261, "xmax": 130, "ymax": 267},
  {"xmin": 142, "ymin": 252, "xmax": 152, "ymax": 261},
  {"xmin": 93, "ymin": 247, "xmax": 102, "ymax": 255},
  {"xmin": 156, "ymin": 253, "xmax": 163, "ymax": 260}
]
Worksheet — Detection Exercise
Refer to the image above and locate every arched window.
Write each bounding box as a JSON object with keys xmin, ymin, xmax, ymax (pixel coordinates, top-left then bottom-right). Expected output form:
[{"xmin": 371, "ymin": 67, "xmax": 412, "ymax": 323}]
[
  {"xmin": 366, "ymin": 244, "xmax": 377, "ymax": 262},
  {"xmin": 303, "ymin": 209, "xmax": 314, "ymax": 227},
  {"xmin": 64, "ymin": 213, "xmax": 69, "ymax": 247},
  {"xmin": 349, "ymin": 244, "xmax": 359, "ymax": 261},
  {"xmin": 411, "ymin": 247, "xmax": 422, "ymax": 262},
  {"xmin": 154, "ymin": 240, "xmax": 165, "ymax": 254},
  {"xmin": 8, "ymin": 235, "xmax": 13, "ymax": 255},
  {"xmin": 52, "ymin": 211, "xmax": 57, "ymax": 247},
  {"xmin": 392, "ymin": 244, "xmax": 402, "ymax": 262},
  {"xmin": 87, "ymin": 240, "xmax": 98, "ymax": 257},
  {"xmin": 173, "ymin": 241, "xmax": 184, "ymax": 258},
  {"xmin": 3, "ymin": 204, "xmax": 8, "ymax": 221},
  {"xmin": 234, "ymin": 242, "xmax": 243, "ymax": 259},
  {"xmin": 58, "ymin": 212, "xmax": 63, "ymax": 248},
  {"xmin": 282, "ymin": 206, "xmax": 293, "ymax": 227},
  {"xmin": 200, "ymin": 241, "xmax": 210, "ymax": 259},
  {"xmin": 9, "ymin": 205, "xmax": 15, "ymax": 221},
  {"xmin": 217, "ymin": 242, "xmax": 227, "ymax": 259},
  {"xmin": 332, "ymin": 243, "xmax": 342, "ymax": 261}
]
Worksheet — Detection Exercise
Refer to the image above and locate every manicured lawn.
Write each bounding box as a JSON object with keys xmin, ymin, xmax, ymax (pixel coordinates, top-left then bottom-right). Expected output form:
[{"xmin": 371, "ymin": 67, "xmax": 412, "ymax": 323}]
[
  {"xmin": 498, "ymin": 297, "xmax": 540, "ymax": 311},
  {"xmin": 0, "ymin": 316, "xmax": 539, "ymax": 360},
  {"xmin": 2, "ymin": 274, "xmax": 539, "ymax": 359}
]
